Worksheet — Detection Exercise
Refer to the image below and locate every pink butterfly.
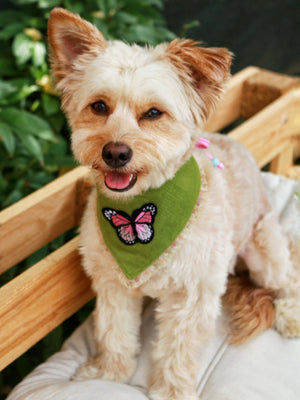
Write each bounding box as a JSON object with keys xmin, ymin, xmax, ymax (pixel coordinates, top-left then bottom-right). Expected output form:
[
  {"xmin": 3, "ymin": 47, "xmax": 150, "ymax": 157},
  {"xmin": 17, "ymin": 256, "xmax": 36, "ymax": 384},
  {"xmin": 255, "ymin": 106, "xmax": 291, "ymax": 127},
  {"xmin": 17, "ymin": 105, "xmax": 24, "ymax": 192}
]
[{"xmin": 102, "ymin": 203, "xmax": 157, "ymax": 245}]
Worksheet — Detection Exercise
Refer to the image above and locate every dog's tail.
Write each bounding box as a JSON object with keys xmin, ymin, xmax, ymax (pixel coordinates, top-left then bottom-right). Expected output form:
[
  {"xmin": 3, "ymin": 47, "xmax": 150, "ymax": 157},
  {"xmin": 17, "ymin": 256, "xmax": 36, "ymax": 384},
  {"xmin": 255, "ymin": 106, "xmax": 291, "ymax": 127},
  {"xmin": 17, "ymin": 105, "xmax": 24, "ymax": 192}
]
[{"xmin": 222, "ymin": 274, "xmax": 276, "ymax": 344}]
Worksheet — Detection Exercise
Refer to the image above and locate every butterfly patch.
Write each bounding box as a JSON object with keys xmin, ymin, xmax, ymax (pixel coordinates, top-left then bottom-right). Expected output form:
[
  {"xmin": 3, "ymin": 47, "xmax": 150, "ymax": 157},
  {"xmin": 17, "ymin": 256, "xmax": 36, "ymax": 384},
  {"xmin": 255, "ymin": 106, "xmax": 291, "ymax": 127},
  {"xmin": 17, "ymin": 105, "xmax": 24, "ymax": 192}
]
[{"xmin": 102, "ymin": 203, "xmax": 157, "ymax": 245}]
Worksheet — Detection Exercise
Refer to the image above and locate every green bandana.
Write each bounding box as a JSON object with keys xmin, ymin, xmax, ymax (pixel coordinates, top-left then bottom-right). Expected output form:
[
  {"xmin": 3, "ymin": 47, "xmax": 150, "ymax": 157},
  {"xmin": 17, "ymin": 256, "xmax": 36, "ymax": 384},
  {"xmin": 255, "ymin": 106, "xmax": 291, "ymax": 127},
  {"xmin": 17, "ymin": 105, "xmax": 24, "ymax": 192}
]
[{"xmin": 97, "ymin": 156, "xmax": 201, "ymax": 284}]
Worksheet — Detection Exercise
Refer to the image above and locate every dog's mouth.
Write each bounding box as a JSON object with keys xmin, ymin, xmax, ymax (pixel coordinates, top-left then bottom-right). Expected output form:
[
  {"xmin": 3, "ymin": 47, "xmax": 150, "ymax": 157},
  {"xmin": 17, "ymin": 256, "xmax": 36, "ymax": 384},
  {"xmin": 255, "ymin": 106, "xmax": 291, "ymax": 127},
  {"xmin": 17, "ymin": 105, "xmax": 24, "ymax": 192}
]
[{"xmin": 104, "ymin": 170, "xmax": 138, "ymax": 192}]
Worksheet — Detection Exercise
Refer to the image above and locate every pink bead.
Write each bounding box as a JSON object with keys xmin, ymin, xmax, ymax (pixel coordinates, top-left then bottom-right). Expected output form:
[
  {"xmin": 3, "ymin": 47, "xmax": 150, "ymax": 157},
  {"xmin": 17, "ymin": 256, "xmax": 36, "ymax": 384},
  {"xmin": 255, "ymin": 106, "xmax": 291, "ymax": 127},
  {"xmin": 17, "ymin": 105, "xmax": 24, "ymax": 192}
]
[{"xmin": 196, "ymin": 137, "xmax": 210, "ymax": 149}]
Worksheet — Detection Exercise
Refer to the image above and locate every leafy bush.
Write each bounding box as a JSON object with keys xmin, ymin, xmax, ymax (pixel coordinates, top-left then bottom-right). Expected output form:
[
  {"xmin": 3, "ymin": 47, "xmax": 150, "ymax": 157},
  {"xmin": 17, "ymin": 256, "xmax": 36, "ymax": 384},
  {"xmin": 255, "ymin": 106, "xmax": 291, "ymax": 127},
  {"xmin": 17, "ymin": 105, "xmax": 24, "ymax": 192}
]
[{"xmin": 0, "ymin": 0, "xmax": 175, "ymax": 396}]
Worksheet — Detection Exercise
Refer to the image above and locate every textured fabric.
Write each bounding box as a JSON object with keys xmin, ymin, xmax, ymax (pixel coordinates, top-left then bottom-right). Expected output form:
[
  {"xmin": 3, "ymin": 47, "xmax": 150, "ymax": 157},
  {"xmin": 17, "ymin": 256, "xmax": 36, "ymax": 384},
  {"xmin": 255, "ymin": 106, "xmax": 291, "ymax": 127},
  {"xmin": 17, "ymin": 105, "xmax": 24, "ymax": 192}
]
[
  {"xmin": 97, "ymin": 157, "xmax": 201, "ymax": 280},
  {"xmin": 7, "ymin": 172, "xmax": 300, "ymax": 400}
]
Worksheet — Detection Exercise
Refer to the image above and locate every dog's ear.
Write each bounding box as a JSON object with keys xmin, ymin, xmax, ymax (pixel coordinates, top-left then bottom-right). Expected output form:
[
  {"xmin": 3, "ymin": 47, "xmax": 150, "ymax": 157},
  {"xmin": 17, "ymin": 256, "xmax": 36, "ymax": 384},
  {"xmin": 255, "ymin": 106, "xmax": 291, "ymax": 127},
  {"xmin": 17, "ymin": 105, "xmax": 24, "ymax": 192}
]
[
  {"xmin": 165, "ymin": 39, "xmax": 232, "ymax": 122},
  {"xmin": 48, "ymin": 8, "xmax": 106, "ymax": 82}
]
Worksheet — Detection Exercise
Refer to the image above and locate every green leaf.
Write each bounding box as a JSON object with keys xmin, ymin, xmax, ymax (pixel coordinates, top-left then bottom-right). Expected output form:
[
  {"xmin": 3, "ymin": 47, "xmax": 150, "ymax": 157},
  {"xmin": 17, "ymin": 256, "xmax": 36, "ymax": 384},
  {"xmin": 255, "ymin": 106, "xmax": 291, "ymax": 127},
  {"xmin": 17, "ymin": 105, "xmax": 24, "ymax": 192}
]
[
  {"xmin": 148, "ymin": 0, "xmax": 164, "ymax": 9},
  {"xmin": 26, "ymin": 16, "xmax": 47, "ymax": 30},
  {"xmin": 42, "ymin": 92, "xmax": 60, "ymax": 116},
  {"xmin": 47, "ymin": 112, "xmax": 65, "ymax": 134},
  {"xmin": 0, "ymin": 122, "xmax": 15, "ymax": 154},
  {"xmin": 38, "ymin": 0, "xmax": 61, "ymax": 8},
  {"xmin": 124, "ymin": 25, "xmax": 158, "ymax": 44},
  {"xmin": 12, "ymin": 33, "xmax": 33, "ymax": 65},
  {"xmin": 30, "ymin": 63, "xmax": 49, "ymax": 80},
  {"xmin": 15, "ymin": 130, "xmax": 44, "ymax": 163},
  {"xmin": 45, "ymin": 155, "xmax": 76, "ymax": 168},
  {"xmin": 33, "ymin": 128, "xmax": 57, "ymax": 142},
  {"xmin": 0, "ymin": 57, "xmax": 18, "ymax": 77},
  {"xmin": 0, "ymin": 80, "xmax": 18, "ymax": 100},
  {"xmin": 14, "ymin": 0, "xmax": 39, "ymax": 4},
  {"xmin": 95, "ymin": 0, "xmax": 108, "ymax": 16},
  {"xmin": 27, "ymin": 170, "xmax": 53, "ymax": 189},
  {"xmin": 45, "ymin": 134, "xmax": 68, "ymax": 155},
  {"xmin": 15, "ymin": 84, "xmax": 39, "ymax": 101},
  {"xmin": 0, "ymin": 107, "xmax": 55, "ymax": 142},
  {"xmin": 0, "ymin": 79, "xmax": 39, "ymax": 105},
  {"xmin": 30, "ymin": 99, "xmax": 40, "ymax": 112},
  {"xmin": 7, "ymin": 77, "xmax": 33, "ymax": 88},
  {"xmin": 114, "ymin": 11, "xmax": 137, "ymax": 25},
  {"xmin": 0, "ymin": 22, "xmax": 25, "ymax": 39},
  {"xmin": 32, "ymin": 42, "xmax": 46, "ymax": 67},
  {"xmin": 63, "ymin": 0, "xmax": 84, "ymax": 14},
  {"xmin": 3, "ymin": 188, "xmax": 24, "ymax": 207},
  {"xmin": 0, "ymin": 11, "xmax": 27, "ymax": 27}
]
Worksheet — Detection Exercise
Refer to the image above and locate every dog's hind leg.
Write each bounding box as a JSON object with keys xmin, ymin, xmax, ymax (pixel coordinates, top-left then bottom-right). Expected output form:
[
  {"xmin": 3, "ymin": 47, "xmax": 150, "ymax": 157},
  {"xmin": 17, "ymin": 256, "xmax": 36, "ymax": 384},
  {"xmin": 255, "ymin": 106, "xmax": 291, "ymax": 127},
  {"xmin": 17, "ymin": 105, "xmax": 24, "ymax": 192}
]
[{"xmin": 241, "ymin": 210, "xmax": 300, "ymax": 338}]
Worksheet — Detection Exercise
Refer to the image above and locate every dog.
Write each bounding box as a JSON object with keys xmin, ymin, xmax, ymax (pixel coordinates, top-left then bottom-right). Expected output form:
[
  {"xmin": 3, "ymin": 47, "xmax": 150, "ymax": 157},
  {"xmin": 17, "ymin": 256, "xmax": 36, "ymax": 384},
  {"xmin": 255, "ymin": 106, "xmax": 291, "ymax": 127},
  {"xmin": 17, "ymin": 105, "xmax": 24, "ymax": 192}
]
[{"xmin": 48, "ymin": 8, "xmax": 300, "ymax": 400}]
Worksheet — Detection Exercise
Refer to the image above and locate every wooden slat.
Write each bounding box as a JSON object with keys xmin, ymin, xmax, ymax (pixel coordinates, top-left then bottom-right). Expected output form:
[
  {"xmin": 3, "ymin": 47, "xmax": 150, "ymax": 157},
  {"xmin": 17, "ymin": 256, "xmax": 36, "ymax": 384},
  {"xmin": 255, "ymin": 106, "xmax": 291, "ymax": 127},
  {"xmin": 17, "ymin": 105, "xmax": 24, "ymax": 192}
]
[
  {"xmin": 0, "ymin": 166, "xmax": 90, "ymax": 274},
  {"xmin": 228, "ymin": 88, "xmax": 300, "ymax": 167},
  {"xmin": 0, "ymin": 237, "xmax": 94, "ymax": 371},
  {"xmin": 241, "ymin": 69, "xmax": 300, "ymax": 118},
  {"xmin": 204, "ymin": 66, "xmax": 260, "ymax": 132},
  {"xmin": 270, "ymin": 141, "xmax": 294, "ymax": 175},
  {"xmin": 285, "ymin": 165, "xmax": 300, "ymax": 180}
]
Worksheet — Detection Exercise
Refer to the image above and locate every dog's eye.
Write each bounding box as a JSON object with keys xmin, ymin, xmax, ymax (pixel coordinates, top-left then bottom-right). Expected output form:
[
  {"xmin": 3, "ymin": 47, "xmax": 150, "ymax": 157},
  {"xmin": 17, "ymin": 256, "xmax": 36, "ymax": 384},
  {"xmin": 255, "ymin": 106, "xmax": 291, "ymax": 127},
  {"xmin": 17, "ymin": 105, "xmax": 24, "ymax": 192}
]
[
  {"xmin": 143, "ymin": 108, "xmax": 163, "ymax": 119},
  {"xmin": 91, "ymin": 101, "xmax": 109, "ymax": 115}
]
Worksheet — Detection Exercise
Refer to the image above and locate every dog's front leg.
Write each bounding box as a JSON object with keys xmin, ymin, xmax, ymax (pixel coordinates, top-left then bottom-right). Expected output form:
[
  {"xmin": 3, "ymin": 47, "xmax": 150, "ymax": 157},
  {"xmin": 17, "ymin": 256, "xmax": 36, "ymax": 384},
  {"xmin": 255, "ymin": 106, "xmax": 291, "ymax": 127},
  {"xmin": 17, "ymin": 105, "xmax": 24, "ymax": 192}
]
[
  {"xmin": 75, "ymin": 281, "xmax": 143, "ymax": 382},
  {"xmin": 149, "ymin": 286, "xmax": 221, "ymax": 400}
]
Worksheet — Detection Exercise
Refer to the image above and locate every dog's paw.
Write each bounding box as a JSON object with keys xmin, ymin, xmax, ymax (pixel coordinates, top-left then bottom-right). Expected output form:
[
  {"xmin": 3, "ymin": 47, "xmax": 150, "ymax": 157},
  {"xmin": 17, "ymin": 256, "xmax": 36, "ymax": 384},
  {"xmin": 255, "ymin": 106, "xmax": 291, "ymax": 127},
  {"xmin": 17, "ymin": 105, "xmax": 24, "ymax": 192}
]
[
  {"xmin": 73, "ymin": 354, "xmax": 136, "ymax": 383},
  {"xmin": 274, "ymin": 297, "xmax": 300, "ymax": 338}
]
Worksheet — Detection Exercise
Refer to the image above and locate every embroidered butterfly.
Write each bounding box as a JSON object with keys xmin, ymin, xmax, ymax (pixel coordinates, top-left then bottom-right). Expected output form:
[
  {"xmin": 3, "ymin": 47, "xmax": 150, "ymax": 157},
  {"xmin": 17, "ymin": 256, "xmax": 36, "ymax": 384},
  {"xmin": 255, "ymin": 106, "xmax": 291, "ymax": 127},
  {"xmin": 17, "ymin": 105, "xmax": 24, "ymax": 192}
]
[{"xmin": 102, "ymin": 203, "xmax": 157, "ymax": 245}]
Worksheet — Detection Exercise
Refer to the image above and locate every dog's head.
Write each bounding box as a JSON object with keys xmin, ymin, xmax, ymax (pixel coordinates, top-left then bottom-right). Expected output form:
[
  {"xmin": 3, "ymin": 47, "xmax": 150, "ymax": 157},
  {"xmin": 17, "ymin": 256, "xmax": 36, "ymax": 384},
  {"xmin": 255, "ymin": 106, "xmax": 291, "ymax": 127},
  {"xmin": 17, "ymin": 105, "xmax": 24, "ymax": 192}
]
[{"xmin": 48, "ymin": 8, "xmax": 232, "ymax": 199}]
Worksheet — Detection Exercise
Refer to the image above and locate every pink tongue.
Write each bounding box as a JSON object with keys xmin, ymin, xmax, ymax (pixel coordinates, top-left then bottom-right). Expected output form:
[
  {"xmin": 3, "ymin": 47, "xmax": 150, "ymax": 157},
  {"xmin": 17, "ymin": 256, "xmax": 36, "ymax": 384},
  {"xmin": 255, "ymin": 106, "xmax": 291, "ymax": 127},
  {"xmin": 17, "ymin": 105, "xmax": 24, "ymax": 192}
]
[{"xmin": 105, "ymin": 171, "xmax": 131, "ymax": 190}]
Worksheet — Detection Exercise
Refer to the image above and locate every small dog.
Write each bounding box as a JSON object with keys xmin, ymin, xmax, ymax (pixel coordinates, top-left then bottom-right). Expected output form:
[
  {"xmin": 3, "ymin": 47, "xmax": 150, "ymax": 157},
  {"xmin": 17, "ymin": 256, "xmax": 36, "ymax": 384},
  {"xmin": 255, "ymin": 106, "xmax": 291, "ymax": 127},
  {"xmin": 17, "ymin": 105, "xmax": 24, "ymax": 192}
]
[{"xmin": 48, "ymin": 8, "xmax": 300, "ymax": 400}]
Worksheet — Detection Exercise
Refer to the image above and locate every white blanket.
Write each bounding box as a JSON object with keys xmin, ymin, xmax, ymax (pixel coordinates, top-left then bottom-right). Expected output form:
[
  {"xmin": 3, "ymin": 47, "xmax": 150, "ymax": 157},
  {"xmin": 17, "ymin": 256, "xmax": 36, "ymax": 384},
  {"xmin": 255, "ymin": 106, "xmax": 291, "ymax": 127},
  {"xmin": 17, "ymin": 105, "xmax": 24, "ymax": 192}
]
[{"xmin": 7, "ymin": 173, "xmax": 300, "ymax": 400}]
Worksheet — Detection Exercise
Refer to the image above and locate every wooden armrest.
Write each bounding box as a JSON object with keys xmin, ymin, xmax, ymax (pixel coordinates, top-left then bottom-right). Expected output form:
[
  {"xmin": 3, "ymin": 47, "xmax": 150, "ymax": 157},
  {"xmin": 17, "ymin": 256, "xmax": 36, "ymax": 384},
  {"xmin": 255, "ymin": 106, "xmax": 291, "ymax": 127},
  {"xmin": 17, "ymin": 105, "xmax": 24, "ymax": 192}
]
[
  {"xmin": 205, "ymin": 66, "xmax": 260, "ymax": 132},
  {"xmin": 0, "ymin": 237, "xmax": 94, "ymax": 371},
  {"xmin": 0, "ymin": 166, "xmax": 91, "ymax": 273},
  {"xmin": 229, "ymin": 88, "xmax": 300, "ymax": 168}
]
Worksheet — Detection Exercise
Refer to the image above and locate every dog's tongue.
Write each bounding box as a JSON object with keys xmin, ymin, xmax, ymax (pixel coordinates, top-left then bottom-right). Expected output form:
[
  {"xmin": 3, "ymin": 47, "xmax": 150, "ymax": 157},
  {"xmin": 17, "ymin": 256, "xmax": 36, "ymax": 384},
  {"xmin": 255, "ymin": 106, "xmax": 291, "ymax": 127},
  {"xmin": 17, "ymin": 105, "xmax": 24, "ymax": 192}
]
[{"xmin": 105, "ymin": 171, "xmax": 131, "ymax": 190}]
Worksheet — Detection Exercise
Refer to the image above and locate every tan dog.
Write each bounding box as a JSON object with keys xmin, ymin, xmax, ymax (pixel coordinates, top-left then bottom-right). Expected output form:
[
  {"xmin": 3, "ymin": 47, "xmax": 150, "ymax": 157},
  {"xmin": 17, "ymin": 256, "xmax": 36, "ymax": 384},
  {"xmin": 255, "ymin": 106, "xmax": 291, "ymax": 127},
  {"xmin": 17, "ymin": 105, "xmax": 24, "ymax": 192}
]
[{"xmin": 48, "ymin": 8, "xmax": 300, "ymax": 400}]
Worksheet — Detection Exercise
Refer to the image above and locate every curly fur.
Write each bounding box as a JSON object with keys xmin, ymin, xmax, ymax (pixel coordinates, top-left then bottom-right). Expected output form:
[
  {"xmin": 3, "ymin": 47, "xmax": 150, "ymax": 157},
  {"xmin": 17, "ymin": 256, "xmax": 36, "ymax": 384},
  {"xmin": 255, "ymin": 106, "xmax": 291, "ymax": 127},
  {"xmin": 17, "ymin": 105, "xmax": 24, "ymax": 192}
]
[{"xmin": 223, "ymin": 273, "xmax": 276, "ymax": 344}]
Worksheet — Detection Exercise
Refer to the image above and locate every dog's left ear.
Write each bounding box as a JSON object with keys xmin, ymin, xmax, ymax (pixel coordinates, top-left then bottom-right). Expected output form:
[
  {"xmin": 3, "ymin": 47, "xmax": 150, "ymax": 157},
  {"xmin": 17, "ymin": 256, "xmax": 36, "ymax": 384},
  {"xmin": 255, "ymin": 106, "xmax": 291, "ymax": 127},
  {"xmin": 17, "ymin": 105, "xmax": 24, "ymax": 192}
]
[
  {"xmin": 48, "ymin": 8, "xmax": 106, "ymax": 83},
  {"xmin": 165, "ymin": 39, "xmax": 232, "ymax": 123}
]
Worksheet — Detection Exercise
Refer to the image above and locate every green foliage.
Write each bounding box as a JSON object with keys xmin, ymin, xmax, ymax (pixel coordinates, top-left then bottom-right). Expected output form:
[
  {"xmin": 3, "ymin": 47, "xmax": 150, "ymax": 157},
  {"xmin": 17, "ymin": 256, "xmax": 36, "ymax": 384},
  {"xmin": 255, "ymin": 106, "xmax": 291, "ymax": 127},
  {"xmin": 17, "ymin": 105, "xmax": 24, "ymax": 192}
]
[{"xmin": 0, "ymin": 0, "xmax": 174, "ymax": 396}]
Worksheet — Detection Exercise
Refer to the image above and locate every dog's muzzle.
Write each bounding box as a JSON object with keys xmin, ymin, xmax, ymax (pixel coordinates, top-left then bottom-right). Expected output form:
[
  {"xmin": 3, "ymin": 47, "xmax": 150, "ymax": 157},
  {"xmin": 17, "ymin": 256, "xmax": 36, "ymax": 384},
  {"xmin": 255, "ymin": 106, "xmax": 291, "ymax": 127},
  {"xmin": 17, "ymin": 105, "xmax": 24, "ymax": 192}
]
[{"xmin": 102, "ymin": 142, "xmax": 137, "ymax": 192}]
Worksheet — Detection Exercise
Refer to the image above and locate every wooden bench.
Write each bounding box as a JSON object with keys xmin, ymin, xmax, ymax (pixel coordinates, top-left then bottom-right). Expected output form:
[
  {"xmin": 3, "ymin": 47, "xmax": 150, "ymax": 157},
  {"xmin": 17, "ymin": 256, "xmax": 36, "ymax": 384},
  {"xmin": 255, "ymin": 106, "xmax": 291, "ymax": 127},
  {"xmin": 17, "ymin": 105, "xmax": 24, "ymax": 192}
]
[{"xmin": 0, "ymin": 67, "xmax": 300, "ymax": 372}]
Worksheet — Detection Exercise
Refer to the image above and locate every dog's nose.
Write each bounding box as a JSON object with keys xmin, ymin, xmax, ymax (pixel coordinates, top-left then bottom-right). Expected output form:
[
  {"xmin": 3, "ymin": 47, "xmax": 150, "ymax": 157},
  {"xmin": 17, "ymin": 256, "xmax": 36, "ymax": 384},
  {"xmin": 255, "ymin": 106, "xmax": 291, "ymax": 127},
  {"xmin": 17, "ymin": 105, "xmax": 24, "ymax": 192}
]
[{"xmin": 102, "ymin": 142, "xmax": 133, "ymax": 168}]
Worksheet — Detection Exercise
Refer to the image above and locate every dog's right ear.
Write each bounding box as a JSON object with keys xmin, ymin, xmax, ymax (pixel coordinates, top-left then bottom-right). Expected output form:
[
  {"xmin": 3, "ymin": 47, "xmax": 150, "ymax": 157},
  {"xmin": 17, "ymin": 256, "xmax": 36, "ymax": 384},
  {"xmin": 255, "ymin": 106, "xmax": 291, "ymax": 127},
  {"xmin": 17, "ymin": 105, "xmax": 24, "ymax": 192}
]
[
  {"xmin": 164, "ymin": 39, "xmax": 232, "ymax": 124},
  {"xmin": 48, "ymin": 8, "xmax": 106, "ymax": 82}
]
